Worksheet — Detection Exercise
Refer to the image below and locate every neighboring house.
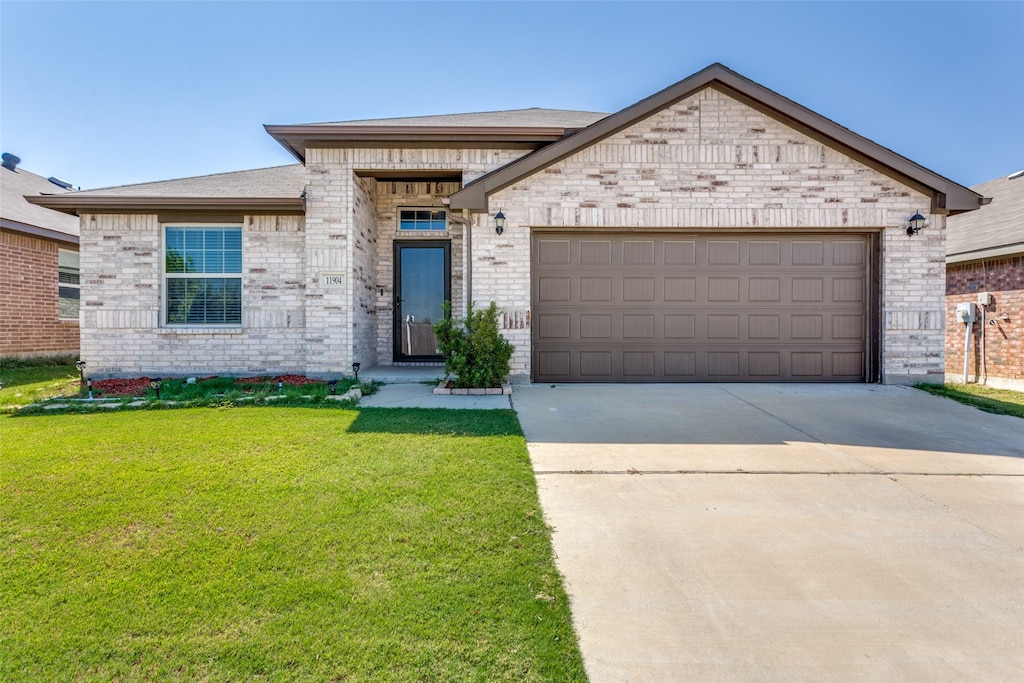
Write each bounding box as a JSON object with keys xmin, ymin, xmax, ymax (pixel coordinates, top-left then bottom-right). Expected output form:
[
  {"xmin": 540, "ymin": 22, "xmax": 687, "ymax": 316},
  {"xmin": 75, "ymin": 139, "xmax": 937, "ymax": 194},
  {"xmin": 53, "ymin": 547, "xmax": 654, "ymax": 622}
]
[
  {"xmin": 945, "ymin": 172, "xmax": 1023, "ymax": 390},
  {"xmin": 1, "ymin": 153, "xmax": 81, "ymax": 357},
  {"xmin": 31, "ymin": 64, "xmax": 984, "ymax": 384}
]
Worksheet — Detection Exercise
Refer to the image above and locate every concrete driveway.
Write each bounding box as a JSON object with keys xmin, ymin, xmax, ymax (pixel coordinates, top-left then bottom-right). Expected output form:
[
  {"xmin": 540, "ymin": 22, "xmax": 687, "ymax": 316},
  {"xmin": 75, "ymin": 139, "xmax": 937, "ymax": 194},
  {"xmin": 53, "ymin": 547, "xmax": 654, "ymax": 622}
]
[{"xmin": 511, "ymin": 384, "xmax": 1024, "ymax": 682}]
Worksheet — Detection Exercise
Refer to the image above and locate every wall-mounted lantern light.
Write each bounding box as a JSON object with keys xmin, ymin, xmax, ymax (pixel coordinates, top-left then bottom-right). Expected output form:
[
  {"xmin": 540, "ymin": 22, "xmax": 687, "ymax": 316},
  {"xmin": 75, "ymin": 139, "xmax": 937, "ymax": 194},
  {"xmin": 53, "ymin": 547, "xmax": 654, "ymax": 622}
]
[
  {"xmin": 150, "ymin": 377, "xmax": 162, "ymax": 401},
  {"xmin": 906, "ymin": 212, "xmax": 927, "ymax": 236},
  {"xmin": 494, "ymin": 209, "xmax": 506, "ymax": 236}
]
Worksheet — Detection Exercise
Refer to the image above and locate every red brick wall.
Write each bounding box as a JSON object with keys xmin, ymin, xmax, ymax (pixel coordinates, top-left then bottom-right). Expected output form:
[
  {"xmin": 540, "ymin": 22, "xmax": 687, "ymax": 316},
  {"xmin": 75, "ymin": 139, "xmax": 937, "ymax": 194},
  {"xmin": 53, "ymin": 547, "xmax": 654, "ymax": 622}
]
[
  {"xmin": 945, "ymin": 256, "xmax": 1023, "ymax": 383},
  {"xmin": 0, "ymin": 230, "xmax": 80, "ymax": 356}
]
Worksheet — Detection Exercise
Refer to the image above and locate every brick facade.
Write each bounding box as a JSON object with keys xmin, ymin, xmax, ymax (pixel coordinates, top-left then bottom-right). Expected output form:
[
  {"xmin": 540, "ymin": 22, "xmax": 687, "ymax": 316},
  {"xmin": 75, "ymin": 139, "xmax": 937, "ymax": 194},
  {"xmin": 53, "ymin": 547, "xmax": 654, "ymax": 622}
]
[
  {"xmin": 79, "ymin": 214, "xmax": 306, "ymax": 376},
  {"xmin": 480, "ymin": 87, "xmax": 941, "ymax": 382},
  {"xmin": 945, "ymin": 256, "xmax": 1024, "ymax": 389},
  {"xmin": 76, "ymin": 86, "xmax": 955, "ymax": 384},
  {"xmin": 0, "ymin": 229, "xmax": 79, "ymax": 356}
]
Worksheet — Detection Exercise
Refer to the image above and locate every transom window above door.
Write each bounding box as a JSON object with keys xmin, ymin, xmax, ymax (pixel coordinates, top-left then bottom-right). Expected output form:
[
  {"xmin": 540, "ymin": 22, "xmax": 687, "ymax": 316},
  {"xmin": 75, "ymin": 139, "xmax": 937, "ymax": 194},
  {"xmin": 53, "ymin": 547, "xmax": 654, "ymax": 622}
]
[{"xmin": 399, "ymin": 208, "xmax": 446, "ymax": 231}]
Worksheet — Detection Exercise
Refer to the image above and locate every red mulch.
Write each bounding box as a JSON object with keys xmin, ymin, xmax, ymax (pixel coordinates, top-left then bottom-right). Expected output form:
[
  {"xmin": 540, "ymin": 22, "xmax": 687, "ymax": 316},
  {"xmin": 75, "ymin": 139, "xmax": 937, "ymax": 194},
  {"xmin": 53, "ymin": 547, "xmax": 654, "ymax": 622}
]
[
  {"xmin": 235, "ymin": 375, "xmax": 324, "ymax": 386},
  {"xmin": 90, "ymin": 377, "xmax": 154, "ymax": 397},
  {"xmin": 91, "ymin": 374, "xmax": 324, "ymax": 396}
]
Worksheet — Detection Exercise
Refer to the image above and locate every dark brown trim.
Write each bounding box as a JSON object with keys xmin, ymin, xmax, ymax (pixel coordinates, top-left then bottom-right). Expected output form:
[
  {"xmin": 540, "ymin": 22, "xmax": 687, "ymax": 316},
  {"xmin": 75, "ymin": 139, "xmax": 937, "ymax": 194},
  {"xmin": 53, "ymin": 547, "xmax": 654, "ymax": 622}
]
[
  {"xmin": 26, "ymin": 195, "xmax": 305, "ymax": 216},
  {"xmin": 355, "ymin": 169, "xmax": 463, "ymax": 181},
  {"xmin": 868, "ymin": 232, "xmax": 882, "ymax": 383},
  {"xmin": 0, "ymin": 219, "xmax": 79, "ymax": 245},
  {"xmin": 449, "ymin": 63, "xmax": 983, "ymax": 215}
]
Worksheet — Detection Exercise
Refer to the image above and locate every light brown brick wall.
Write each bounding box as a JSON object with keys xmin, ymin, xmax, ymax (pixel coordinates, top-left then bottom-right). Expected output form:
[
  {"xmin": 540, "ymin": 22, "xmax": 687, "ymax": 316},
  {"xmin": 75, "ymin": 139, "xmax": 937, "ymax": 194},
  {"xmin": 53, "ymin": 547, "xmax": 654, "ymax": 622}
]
[
  {"xmin": 483, "ymin": 86, "xmax": 942, "ymax": 382},
  {"xmin": 945, "ymin": 256, "xmax": 1023, "ymax": 387},
  {"xmin": 0, "ymin": 229, "xmax": 79, "ymax": 356},
  {"xmin": 79, "ymin": 213, "xmax": 306, "ymax": 377}
]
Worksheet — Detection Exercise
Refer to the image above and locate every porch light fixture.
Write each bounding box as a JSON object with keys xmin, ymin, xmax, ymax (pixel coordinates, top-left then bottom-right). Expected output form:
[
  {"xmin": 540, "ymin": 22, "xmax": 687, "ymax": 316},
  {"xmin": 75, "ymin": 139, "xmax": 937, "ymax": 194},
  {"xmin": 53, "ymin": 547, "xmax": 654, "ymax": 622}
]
[
  {"xmin": 494, "ymin": 209, "xmax": 506, "ymax": 236},
  {"xmin": 352, "ymin": 362, "xmax": 361, "ymax": 381},
  {"xmin": 327, "ymin": 379, "xmax": 338, "ymax": 394},
  {"xmin": 150, "ymin": 377, "xmax": 162, "ymax": 400},
  {"xmin": 906, "ymin": 212, "xmax": 927, "ymax": 236}
]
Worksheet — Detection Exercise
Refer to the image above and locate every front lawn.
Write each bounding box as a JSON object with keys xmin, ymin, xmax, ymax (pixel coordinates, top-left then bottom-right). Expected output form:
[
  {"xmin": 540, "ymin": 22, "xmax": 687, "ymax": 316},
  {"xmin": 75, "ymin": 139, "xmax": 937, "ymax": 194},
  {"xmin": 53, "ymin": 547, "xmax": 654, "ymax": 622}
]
[
  {"xmin": 1, "ymin": 408, "xmax": 586, "ymax": 681},
  {"xmin": 0, "ymin": 359, "xmax": 79, "ymax": 410},
  {"xmin": 915, "ymin": 382, "xmax": 1024, "ymax": 418}
]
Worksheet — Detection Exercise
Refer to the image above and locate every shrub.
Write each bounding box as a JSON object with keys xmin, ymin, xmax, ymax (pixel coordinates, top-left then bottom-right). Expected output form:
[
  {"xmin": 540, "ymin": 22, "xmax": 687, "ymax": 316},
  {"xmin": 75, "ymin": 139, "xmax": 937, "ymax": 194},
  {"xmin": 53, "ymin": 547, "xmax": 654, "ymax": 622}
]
[{"xmin": 433, "ymin": 301, "xmax": 514, "ymax": 388}]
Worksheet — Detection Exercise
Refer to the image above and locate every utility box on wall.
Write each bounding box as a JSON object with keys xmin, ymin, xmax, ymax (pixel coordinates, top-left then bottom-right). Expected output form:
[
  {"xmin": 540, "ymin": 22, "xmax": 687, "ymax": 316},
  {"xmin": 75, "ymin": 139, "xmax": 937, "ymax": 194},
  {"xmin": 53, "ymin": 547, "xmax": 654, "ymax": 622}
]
[{"xmin": 955, "ymin": 302, "xmax": 978, "ymax": 323}]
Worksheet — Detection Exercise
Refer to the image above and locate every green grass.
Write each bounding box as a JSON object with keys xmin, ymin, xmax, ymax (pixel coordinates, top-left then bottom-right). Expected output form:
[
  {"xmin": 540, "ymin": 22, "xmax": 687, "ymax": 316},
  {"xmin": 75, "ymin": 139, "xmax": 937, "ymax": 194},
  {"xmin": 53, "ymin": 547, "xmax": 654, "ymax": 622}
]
[
  {"xmin": 0, "ymin": 362, "xmax": 79, "ymax": 410},
  {"xmin": 915, "ymin": 383, "xmax": 1024, "ymax": 418},
  {"xmin": 1, "ymin": 408, "xmax": 586, "ymax": 681}
]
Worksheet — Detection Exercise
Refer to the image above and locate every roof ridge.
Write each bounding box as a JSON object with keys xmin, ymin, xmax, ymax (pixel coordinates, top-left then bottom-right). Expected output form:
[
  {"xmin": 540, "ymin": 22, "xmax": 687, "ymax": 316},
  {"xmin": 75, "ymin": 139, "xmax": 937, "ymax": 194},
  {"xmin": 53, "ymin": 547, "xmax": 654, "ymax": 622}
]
[{"xmin": 284, "ymin": 107, "xmax": 611, "ymax": 127}]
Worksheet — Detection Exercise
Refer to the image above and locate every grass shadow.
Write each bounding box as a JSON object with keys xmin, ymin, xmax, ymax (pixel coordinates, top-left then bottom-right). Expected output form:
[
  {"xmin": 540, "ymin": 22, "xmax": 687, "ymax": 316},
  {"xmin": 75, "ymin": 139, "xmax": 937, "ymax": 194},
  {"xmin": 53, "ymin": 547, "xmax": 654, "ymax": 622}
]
[{"xmin": 348, "ymin": 407, "xmax": 523, "ymax": 437}]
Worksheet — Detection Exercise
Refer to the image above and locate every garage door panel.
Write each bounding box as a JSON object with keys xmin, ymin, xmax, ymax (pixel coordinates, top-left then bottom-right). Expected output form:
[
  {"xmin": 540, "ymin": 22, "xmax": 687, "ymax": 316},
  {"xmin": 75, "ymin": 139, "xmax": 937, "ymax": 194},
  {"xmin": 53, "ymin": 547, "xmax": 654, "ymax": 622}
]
[{"xmin": 533, "ymin": 233, "xmax": 869, "ymax": 382}]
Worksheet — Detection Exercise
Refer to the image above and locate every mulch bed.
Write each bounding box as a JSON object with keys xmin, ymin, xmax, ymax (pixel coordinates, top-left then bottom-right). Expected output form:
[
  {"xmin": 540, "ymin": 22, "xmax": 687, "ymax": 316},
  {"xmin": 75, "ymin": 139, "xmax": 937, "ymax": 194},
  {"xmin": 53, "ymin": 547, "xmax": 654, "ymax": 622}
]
[{"xmin": 91, "ymin": 375, "xmax": 325, "ymax": 397}]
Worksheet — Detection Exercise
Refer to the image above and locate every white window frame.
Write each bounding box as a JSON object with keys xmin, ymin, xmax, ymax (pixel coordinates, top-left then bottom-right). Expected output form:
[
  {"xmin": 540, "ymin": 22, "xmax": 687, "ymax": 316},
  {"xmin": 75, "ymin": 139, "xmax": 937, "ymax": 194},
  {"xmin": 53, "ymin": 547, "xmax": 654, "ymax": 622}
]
[
  {"xmin": 57, "ymin": 248, "xmax": 80, "ymax": 321},
  {"xmin": 162, "ymin": 223, "xmax": 243, "ymax": 327},
  {"xmin": 398, "ymin": 207, "xmax": 447, "ymax": 232}
]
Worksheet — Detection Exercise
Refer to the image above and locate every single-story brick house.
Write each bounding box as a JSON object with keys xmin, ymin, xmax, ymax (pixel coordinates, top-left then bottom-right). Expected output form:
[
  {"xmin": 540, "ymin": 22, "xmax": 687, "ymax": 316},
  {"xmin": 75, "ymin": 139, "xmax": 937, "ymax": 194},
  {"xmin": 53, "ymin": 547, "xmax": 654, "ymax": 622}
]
[
  {"xmin": 31, "ymin": 64, "xmax": 985, "ymax": 383},
  {"xmin": 945, "ymin": 171, "xmax": 1023, "ymax": 390},
  {"xmin": 1, "ymin": 154, "xmax": 81, "ymax": 357}
]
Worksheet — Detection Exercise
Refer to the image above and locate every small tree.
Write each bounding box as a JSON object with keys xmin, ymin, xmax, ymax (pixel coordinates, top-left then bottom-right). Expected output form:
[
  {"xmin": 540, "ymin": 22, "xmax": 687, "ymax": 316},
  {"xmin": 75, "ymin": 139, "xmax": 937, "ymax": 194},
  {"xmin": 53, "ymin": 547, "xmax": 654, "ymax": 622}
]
[{"xmin": 433, "ymin": 301, "xmax": 514, "ymax": 388}]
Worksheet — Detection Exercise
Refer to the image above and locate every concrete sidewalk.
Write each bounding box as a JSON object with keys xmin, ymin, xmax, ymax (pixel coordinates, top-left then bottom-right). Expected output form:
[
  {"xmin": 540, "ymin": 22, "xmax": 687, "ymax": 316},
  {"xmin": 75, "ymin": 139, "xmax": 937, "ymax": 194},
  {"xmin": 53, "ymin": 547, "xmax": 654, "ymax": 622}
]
[
  {"xmin": 358, "ymin": 382, "xmax": 512, "ymax": 409},
  {"xmin": 512, "ymin": 383, "xmax": 1024, "ymax": 682}
]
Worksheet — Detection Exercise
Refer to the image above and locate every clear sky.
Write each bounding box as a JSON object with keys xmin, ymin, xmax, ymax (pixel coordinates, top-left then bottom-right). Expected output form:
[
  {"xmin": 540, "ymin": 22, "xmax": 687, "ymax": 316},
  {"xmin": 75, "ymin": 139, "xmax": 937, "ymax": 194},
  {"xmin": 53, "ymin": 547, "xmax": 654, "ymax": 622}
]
[{"xmin": 2, "ymin": 0, "xmax": 1021, "ymax": 190}]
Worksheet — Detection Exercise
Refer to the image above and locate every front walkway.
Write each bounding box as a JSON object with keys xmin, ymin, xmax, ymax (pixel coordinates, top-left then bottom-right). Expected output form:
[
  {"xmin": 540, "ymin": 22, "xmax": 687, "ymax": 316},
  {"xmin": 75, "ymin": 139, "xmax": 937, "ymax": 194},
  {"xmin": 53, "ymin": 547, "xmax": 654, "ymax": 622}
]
[{"xmin": 512, "ymin": 383, "xmax": 1024, "ymax": 682}]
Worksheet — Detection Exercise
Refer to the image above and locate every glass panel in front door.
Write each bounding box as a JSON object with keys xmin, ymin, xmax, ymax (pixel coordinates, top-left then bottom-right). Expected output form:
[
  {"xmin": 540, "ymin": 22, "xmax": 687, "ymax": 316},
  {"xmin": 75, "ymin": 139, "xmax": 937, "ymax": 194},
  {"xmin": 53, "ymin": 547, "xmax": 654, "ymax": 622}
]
[{"xmin": 399, "ymin": 247, "xmax": 445, "ymax": 357}]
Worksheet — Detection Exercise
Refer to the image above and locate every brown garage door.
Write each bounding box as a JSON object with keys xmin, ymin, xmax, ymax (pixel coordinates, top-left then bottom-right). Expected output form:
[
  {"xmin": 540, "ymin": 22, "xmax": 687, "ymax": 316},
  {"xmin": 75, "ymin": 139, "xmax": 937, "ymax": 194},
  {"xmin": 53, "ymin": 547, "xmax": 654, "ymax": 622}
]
[{"xmin": 532, "ymin": 233, "xmax": 870, "ymax": 382}]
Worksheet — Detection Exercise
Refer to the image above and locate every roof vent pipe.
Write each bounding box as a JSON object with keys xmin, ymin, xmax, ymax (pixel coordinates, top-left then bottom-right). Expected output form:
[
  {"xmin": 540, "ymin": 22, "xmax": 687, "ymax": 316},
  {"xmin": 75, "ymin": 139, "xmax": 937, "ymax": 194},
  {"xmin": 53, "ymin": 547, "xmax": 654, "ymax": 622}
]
[{"xmin": 1, "ymin": 153, "xmax": 21, "ymax": 171}]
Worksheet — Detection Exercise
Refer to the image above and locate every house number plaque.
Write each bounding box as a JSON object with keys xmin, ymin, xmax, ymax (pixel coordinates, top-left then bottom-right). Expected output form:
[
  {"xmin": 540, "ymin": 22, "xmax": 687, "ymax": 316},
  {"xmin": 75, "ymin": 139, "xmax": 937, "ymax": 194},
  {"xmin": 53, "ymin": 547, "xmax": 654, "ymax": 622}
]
[{"xmin": 322, "ymin": 273, "xmax": 345, "ymax": 287}]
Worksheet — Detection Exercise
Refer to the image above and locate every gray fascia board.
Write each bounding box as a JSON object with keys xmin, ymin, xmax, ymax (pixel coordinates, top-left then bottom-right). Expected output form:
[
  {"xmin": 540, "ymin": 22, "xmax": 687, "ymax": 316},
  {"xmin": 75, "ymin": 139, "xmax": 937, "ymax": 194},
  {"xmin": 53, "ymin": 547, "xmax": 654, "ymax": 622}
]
[
  {"xmin": 449, "ymin": 63, "xmax": 983, "ymax": 213},
  {"xmin": 947, "ymin": 242, "xmax": 1024, "ymax": 264}
]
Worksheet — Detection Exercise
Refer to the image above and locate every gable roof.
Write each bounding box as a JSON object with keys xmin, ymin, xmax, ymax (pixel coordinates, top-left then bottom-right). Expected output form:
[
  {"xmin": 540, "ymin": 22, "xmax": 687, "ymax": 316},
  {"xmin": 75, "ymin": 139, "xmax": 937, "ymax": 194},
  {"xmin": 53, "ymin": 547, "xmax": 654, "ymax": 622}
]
[
  {"xmin": 1, "ymin": 163, "xmax": 80, "ymax": 242},
  {"xmin": 448, "ymin": 63, "xmax": 984, "ymax": 215},
  {"xmin": 265, "ymin": 108, "xmax": 609, "ymax": 162},
  {"xmin": 27, "ymin": 164, "xmax": 306, "ymax": 216},
  {"xmin": 946, "ymin": 172, "xmax": 1024, "ymax": 264}
]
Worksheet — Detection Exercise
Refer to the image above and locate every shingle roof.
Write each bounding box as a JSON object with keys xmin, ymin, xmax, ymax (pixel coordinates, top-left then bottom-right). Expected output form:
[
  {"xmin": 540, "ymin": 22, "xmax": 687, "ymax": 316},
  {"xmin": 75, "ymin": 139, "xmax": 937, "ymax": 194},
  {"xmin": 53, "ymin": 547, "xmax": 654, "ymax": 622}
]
[
  {"xmin": 70, "ymin": 164, "xmax": 306, "ymax": 198},
  {"xmin": 296, "ymin": 108, "xmax": 609, "ymax": 129},
  {"xmin": 946, "ymin": 172, "xmax": 1024, "ymax": 263},
  {"xmin": 1, "ymin": 164, "xmax": 80, "ymax": 239}
]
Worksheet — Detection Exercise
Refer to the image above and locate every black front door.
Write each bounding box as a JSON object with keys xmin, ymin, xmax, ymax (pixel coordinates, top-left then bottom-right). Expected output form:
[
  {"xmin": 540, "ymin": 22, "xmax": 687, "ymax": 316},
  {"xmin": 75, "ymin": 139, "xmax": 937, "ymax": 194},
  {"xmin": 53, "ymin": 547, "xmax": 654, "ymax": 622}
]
[{"xmin": 394, "ymin": 241, "xmax": 450, "ymax": 361}]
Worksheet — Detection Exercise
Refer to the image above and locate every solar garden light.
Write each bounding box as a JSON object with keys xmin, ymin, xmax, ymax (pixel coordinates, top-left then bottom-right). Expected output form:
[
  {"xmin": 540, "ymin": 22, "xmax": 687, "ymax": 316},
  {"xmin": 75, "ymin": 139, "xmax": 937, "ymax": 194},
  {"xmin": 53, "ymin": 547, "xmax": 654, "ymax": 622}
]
[
  {"xmin": 278, "ymin": 380, "xmax": 284, "ymax": 395},
  {"xmin": 75, "ymin": 359, "xmax": 86, "ymax": 386},
  {"xmin": 150, "ymin": 377, "xmax": 162, "ymax": 401},
  {"xmin": 86, "ymin": 378, "xmax": 93, "ymax": 400},
  {"xmin": 351, "ymin": 362, "xmax": 361, "ymax": 381},
  {"xmin": 327, "ymin": 379, "xmax": 338, "ymax": 394}
]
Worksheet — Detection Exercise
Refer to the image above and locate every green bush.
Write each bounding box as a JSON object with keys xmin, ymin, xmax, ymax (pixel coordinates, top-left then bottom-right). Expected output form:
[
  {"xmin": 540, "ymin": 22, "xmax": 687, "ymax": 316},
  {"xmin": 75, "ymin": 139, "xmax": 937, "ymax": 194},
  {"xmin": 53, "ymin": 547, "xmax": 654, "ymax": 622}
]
[{"xmin": 433, "ymin": 301, "xmax": 514, "ymax": 388}]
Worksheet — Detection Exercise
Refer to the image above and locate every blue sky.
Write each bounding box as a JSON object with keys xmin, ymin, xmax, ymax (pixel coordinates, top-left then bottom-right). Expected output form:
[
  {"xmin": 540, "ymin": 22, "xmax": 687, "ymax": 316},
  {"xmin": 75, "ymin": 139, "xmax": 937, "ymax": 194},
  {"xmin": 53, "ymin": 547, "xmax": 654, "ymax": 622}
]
[{"xmin": 2, "ymin": 1, "xmax": 1021, "ymax": 190}]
